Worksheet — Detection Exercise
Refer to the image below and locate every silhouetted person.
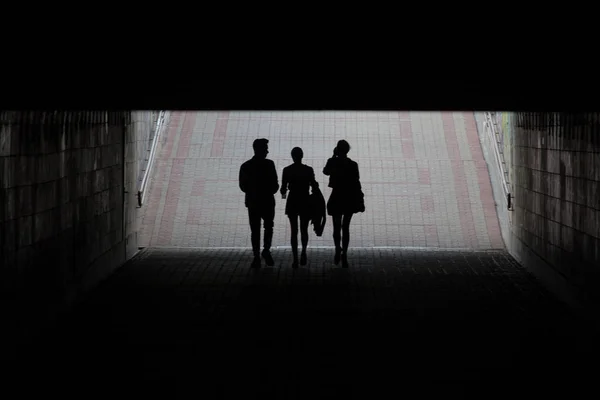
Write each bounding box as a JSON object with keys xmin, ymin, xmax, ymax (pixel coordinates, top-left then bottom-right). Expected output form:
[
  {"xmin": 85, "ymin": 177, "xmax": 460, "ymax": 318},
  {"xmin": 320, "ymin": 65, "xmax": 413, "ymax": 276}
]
[
  {"xmin": 323, "ymin": 140, "xmax": 365, "ymax": 268},
  {"xmin": 280, "ymin": 147, "xmax": 319, "ymax": 268},
  {"xmin": 239, "ymin": 138, "xmax": 279, "ymax": 268}
]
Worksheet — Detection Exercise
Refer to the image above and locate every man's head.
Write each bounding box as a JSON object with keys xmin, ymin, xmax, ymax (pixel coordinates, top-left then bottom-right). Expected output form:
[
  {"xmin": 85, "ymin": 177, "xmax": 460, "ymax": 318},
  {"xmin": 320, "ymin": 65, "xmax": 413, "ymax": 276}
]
[
  {"xmin": 291, "ymin": 147, "xmax": 303, "ymax": 163},
  {"xmin": 253, "ymin": 138, "xmax": 269, "ymax": 159}
]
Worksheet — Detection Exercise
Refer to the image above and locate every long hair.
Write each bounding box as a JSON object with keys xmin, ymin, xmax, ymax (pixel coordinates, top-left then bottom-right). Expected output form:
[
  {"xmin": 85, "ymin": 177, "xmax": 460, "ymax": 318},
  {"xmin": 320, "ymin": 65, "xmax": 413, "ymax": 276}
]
[{"xmin": 336, "ymin": 140, "xmax": 350, "ymax": 156}]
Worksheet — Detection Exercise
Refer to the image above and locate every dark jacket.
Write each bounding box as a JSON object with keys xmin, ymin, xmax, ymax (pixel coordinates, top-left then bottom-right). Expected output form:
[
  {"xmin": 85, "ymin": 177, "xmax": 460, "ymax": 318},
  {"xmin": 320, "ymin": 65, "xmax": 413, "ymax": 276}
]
[
  {"xmin": 281, "ymin": 163, "xmax": 316, "ymax": 198},
  {"xmin": 239, "ymin": 156, "xmax": 279, "ymax": 208},
  {"xmin": 323, "ymin": 156, "xmax": 361, "ymax": 192},
  {"xmin": 323, "ymin": 156, "xmax": 365, "ymax": 214},
  {"xmin": 281, "ymin": 163, "xmax": 317, "ymax": 216},
  {"xmin": 309, "ymin": 186, "xmax": 327, "ymax": 236}
]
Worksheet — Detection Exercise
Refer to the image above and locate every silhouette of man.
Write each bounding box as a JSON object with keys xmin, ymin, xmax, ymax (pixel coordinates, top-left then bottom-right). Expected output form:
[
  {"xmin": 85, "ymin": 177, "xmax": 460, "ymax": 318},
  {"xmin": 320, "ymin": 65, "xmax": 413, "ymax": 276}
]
[{"xmin": 239, "ymin": 138, "xmax": 279, "ymax": 268}]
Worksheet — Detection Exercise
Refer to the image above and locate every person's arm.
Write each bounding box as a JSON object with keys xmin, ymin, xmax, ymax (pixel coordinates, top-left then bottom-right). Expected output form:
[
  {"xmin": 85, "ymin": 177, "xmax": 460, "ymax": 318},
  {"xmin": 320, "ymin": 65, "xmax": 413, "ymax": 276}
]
[
  {"xmin": 239, "ymin": 163, "xmax": 248, "ymax": 193},
  {"xmin": 309, "ymin": 167, "xmax": 319, "ymax": 190},
  {"xmin": 323, "ymin": 158, "xmax": 333, "ymax": 176},
  {"xmin": 355, "ymin": 162, "xmax": 362, "ymax": 190},
  {"xmin": 280, "ymin": 167, "xmax": 288, "ymax": 196},
  {"xmin": 269, "ymin": 160, "xmax": 280, "ymax": 194}
]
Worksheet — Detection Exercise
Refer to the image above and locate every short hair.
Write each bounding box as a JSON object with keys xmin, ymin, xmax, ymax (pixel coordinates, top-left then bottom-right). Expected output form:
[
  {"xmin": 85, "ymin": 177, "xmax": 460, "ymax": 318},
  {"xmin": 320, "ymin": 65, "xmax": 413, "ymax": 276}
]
[
  {"xmin": 253, "ymin": 138, "xmax": 269, "ymax": 152},
  {"xmin": 291, "ymin": 147, "xmax": 303, "ymax": 159}
]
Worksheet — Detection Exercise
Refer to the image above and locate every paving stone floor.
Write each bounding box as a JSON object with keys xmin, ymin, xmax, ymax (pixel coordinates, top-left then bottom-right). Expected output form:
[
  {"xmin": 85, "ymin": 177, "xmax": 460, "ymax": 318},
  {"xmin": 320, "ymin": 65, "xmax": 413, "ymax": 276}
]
[
  {"xmin": 16, "ymin": 247, "xmax": 599, "ymax": 399},
  {"xmin": 139, "ymin": 111, "xmax": 503, "ymax": 250}
]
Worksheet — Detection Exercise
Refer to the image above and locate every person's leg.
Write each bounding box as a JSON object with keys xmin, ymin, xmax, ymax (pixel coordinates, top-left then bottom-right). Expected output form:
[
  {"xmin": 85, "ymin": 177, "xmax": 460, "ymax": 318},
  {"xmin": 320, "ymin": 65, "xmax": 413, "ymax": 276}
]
[
  {"xmin": 341, "ymin": 213, "xmax": 353, "ymax": 253},
  {"xmin": 261, "ymin": 205, "xmax": 275, "ymax": 266},
  {"xmin": 341, "ymin": 213, "xmax": 353, "ymax": 267},
  {"xmin": 299, "ymin": 213, "xmax": 310, "ymax": 265},
  {"xmin": 248, "ymin": 207, "xmax": 261, "ymax": 267},
  {"xmin": 332, "ymin": 213, "xmax": 342, "ymax": 264},
  {"xmin": 289, "ymin": 214, "xmax": 299, "ymax": 267}
]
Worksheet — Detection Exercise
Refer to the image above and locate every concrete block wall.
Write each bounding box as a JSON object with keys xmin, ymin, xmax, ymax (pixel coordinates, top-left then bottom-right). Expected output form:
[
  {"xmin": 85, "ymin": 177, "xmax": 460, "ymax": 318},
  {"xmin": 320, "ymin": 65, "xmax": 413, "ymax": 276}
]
[
  {"xmin": 511, "ymin": 112, "xmax": 600, "ymax": 308},
  {"xmin": 0, "ymin": 111, "xmax": 154, "ymax": 340},
  {"xmin": 476, "ymin": 112, "xmax": 600, "ymax": 316},
  {"xmin": 135, "ymin": 111, "xmax": 159, "ymax": 188}
]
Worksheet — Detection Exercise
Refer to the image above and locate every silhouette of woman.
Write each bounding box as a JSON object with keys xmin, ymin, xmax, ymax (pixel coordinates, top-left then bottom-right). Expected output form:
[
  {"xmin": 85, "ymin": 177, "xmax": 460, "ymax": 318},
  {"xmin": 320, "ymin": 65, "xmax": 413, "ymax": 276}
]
[
  {"xmin": 280, "ymin": 147, "xmax": 319, "ymax": 268},
  {"xmin": 323, "ymin": 140, "xmax": 364, "ymax": 267}
]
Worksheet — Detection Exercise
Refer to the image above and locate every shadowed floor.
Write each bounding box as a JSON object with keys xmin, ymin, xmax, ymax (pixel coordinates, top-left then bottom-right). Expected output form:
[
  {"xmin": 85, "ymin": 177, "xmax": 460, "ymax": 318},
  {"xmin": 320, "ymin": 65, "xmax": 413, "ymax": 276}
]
[{"xmin": 17, "ymin": 247, "xmax": 599, "ymax": 399}]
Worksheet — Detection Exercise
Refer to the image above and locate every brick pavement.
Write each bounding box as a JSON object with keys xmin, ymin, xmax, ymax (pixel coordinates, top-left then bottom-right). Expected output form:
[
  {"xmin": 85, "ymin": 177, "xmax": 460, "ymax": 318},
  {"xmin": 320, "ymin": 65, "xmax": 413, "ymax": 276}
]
[
  {"xmin": 20, "ymin": 247, "xmax": 599, "ymax": 399},
  {"xmin": 138, "ymin": 111, "xmax": 503, "ymax": 249}
]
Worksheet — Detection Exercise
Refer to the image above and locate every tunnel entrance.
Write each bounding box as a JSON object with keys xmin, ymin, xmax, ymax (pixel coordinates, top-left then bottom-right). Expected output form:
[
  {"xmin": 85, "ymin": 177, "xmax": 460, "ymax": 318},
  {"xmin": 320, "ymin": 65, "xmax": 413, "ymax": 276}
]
[
  {"xmin": 5, "ymin": 109, "xmax": 597, "ymax": 398},
  {"xmin": 138, "ymin": 111, "xmax": 502, "ymax": 250}
]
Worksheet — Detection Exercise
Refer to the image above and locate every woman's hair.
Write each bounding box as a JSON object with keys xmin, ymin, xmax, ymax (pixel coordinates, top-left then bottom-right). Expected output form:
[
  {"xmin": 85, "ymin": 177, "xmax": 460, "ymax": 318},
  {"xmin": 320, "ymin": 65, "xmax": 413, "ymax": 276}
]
[
  {"xmin": 291, "ymin": 147, "xmax": 303, "ymax": 160},
  {"xmin": 336, "ymin": 140, "xmax": 350, "ymax": 156}
]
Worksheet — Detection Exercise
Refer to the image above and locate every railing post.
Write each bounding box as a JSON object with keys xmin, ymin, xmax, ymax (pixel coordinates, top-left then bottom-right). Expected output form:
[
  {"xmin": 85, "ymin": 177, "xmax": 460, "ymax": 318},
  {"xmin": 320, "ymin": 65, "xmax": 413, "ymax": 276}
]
[
  {"xmin": 137, "ymin": 111, "xmax": 167, "ymax": 208},
  {"xmin": 483, "ymin": 112, "xmax": 513, "ymax": 212}
]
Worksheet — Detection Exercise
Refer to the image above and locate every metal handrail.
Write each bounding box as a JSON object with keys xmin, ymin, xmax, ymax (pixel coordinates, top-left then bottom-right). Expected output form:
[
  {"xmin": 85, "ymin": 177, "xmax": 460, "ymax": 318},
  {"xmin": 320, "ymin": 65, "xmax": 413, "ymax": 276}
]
[
  {"xmin": 137, "ymin": 111, "xmax": 167, "ymax": 207},
  {"xmin": 482, "ymin": 112, "xmax": 513, "ymax": 210}
]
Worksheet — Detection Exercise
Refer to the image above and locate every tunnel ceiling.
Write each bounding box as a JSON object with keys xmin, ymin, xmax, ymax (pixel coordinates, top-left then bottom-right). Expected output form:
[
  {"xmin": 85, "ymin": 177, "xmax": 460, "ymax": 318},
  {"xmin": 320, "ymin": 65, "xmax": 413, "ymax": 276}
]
[{"xmin": 4, "ymin": 80, "xmax": 600, "ymax": 111}]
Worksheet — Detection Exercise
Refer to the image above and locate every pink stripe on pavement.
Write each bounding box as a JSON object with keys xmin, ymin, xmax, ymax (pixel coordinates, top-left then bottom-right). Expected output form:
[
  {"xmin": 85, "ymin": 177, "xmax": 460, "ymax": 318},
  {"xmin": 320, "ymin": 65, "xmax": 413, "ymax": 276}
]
[
  {"xmin": 211, "ymin": 112, "xmax": 230, "ymax": 157},
  {"xmin": 442, "ymin": 112, "xmax": 478, "ymax": 248}
]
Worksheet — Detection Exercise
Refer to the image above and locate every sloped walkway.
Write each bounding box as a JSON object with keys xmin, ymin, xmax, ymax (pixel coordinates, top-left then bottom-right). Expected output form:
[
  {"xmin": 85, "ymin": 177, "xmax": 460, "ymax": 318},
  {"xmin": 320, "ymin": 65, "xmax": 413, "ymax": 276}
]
[{"xmin": 139, "ymin": 111, "xmax": 503, "ymax": 249}]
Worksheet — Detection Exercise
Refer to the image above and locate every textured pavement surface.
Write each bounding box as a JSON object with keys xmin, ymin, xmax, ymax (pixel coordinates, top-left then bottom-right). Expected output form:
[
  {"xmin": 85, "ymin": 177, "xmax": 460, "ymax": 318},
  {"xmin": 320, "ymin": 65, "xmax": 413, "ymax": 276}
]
[
  {"xmin": 20, "ymin": 247, "xmax": 599, "ymax": 399},
  {"xmin": 138, "ymin": 111, "xmax": 503, "ymax": 249}
]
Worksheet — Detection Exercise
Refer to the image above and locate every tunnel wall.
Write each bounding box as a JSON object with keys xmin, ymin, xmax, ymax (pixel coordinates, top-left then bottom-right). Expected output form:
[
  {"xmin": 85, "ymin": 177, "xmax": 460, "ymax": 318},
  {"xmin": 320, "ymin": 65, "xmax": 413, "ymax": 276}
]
[
  {"xmin": 477, "ymin": 112, "xmax": 600, "ymax": 315},
  {"xmin": 124, "ymin": 111, "xmax": 156, "ymax": 261},
  {"xmin": 510, "ymin": 113, "xmax": 600, "ymax": 309},
  {"xmin": 134, "ymin": 111, "xmax": 159, "ymax": 190},
  {"xmin": 0, "ymin": 111, "xmax": 153, "ymax": 339}
]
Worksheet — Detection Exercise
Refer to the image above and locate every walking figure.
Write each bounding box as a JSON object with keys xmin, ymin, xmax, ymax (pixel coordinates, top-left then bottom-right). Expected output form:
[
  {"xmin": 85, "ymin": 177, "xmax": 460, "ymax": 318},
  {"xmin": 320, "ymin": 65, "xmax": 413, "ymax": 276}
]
[
  {"xmin": 239, "ymin": 138, "xmax": 279, "ymax": 268},
  {"xmin": 323, "ymin": 140, "xmax": 365, "ymax": 268},
  {"xmin": 280, "ymin": 147, "xmax": 319, "ymax": 268}
]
